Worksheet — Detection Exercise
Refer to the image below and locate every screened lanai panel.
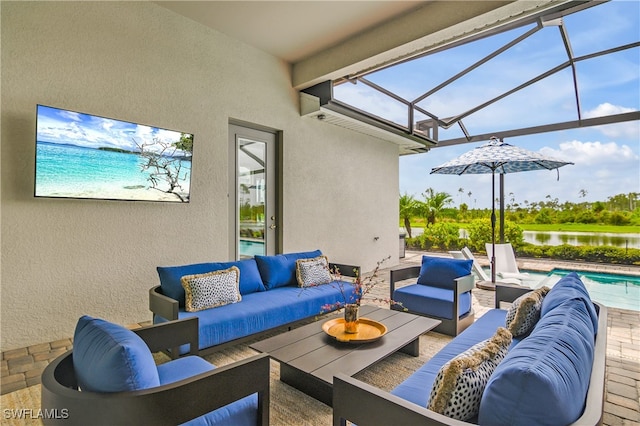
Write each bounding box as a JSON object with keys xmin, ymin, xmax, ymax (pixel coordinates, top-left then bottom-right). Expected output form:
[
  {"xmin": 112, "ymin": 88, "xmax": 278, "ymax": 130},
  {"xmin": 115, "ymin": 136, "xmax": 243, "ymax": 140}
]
[{"xmin": 331, "ymin": 0, "xmax": 639, "ymax": 148}]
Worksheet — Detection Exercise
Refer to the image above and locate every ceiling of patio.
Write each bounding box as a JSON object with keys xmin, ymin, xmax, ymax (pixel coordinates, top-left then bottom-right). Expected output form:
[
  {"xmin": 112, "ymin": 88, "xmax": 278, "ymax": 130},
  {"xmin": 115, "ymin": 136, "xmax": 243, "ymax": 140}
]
[{"xmin": 156, "ymin": 1, "xmax": 639, "ymax": 153}]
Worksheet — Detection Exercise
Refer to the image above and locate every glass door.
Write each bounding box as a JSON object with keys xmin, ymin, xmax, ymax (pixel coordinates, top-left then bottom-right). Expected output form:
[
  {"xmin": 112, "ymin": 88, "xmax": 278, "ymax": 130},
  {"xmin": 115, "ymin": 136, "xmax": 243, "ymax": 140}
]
[{"xmin": 229, "ymin": 124, "xmax": 277, "ymax": 259}]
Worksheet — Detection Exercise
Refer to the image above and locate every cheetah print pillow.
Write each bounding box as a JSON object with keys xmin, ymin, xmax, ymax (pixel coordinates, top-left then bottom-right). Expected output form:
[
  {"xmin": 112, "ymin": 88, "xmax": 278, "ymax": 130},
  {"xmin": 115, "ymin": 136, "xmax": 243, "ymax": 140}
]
[
  {"xmin": 427, "ymin": 327, "xmax": 512, "ymax": 421},
  {"xmin": 505, "ymin": 286, "xmax": 550, "ymax": 337},
  {"xmin": 296, "ymin": 256, "xmax": 332, "ymax": 287},
  {"xmin": 181, "ymin": 266, "xmax": 241, "ymax": 312}
]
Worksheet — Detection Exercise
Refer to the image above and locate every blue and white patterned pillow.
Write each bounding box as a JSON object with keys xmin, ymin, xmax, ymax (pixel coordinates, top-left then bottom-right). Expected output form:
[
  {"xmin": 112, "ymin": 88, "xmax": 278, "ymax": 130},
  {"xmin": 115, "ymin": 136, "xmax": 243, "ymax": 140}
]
[
  {"xmin": 296, "ymin": 256, "xmax": 332, "ymax": 287},
  {"xmin": 427, "ymin": 327, "xmax": 512, "ymax": 421},
  {"xmin": 181, "ymin": 266, "xmax": 241, "ymax": 312}
]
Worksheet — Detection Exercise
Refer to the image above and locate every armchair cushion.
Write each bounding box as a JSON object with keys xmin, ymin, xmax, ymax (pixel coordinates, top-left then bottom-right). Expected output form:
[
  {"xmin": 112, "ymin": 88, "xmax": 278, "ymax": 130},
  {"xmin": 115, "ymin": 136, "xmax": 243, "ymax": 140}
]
[
  {"xmin": 427, "ymin": 327, "xmax": 512, "ymax": 421},
  {"xmin": 505, "ymin": 286, "xmax": 550, "ymax": 337},
  {"xmin": 392, "ymin": 285, "xmax": 472, "ymax": 320},
  {"xmin": 256, "ymin": 249, "xmax": 322, "ymax": 289},
  {"xmin": 72, "ymin": 315, "xmax": 160, "ymax": 392},
  {"xmin": 157, "ymin": 356, "xmax": 215, "ymax": 385},
  {"xmin": 416, "ymin": 256, "xmax": 473, "ymax": 289},
  {"xmin": 296, "ymin": 255, "xmax": 332, "ymax": 287},
  {"xmin": 181, "ymin": 266, "xmax": 241, "ymax": 312}
]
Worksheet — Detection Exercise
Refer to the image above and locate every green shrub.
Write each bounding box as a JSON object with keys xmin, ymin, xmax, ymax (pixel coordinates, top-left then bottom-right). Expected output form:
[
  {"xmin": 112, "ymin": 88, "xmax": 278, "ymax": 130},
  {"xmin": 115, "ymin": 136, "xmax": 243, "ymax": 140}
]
[
  {"xmin": 516, "ymin": 244, "xmax": 640, "ymax": 265},
  {"xmin": 407, "ymin": 223, "xmax": 461, "ymax": 251},
  {"xmin": 465, "ymin": 219, "xmax": 524, "ymax": 252}
]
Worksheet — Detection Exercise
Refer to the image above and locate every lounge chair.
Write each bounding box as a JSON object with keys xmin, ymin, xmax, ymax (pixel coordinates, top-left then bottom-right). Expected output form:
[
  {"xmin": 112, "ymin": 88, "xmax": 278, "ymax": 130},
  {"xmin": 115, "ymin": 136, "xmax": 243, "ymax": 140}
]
[
  {"xmin": 485, "ymin": 243, "xmax": 533, "ymax": 281},
  {"xmin": 452, "ymin": 247, "xmax": 522, "ymax": 286}
]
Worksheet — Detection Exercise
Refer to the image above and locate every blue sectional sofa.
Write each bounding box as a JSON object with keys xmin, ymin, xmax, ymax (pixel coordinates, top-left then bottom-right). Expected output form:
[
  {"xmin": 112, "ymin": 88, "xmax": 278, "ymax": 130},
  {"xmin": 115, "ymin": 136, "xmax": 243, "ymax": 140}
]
[
  {"xmin": 333, "ymin": 273, "xmax": 608, "ymax": 426},
  {"xmin": 149, "ymin": 250, "xmax": 359, "ymax": 355}
]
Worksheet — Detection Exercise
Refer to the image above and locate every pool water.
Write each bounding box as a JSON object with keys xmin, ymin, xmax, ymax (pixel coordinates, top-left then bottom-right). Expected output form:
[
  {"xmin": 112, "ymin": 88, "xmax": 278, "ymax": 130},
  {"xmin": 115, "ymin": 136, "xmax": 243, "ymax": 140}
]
[
  {"xmin": 239, "ymin": 239, "xmax": 265, "ymax": 257},
  {"xmin": 520, "ymin": 269, "xmax": 640, "ymax": 312}
]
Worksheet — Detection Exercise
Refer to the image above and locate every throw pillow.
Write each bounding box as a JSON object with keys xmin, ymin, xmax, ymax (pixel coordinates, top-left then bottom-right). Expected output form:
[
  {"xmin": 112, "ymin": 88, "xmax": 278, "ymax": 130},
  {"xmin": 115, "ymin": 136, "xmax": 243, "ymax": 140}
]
[
  {"xmin": 296, "ymin": 256, "xmax": 332, "ymax": 287},
  {"xmin": 181, "ymin": 266, "xmax": 241, "ymax": 312},
  {"xmin": 505, "ymin": 286, "xmax": 550, "ymax": 337},
  {"xmin": 427, "ymin": 327, "xmax": 512, "ymax": 421},
  {"xmin": 416, "ymin": 256, "xmax": 473, "ymax": 289}
]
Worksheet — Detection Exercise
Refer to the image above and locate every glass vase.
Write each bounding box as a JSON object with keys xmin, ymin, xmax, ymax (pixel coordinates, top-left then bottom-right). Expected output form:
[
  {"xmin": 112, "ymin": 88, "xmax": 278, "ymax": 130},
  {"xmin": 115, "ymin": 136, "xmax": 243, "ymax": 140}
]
[{"xmin": 344, "ymin": 304, "xmax": 360, "ymax": 333}]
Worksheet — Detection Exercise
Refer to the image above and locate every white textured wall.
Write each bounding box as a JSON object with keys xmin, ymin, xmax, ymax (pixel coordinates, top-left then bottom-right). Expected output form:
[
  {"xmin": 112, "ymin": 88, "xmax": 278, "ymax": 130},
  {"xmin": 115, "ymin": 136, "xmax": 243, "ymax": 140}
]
[{"xmin": 1, "ymin": 1, "xmax": 399, "ymax": 350}]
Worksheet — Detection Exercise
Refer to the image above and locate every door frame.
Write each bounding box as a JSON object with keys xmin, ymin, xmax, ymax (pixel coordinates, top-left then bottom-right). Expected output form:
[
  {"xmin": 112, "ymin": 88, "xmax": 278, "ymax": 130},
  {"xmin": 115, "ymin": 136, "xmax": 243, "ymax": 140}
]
[{"xmin": 228, "ymin": 120, "xmax": 282, "ymax": 260}]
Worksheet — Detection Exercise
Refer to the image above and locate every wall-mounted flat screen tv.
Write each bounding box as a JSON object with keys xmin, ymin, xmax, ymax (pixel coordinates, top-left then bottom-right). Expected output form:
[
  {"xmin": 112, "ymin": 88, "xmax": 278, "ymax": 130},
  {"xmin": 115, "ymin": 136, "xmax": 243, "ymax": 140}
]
[{"xmin": 35, "ymin": 104, "xmax": 193, "ymax": 203}]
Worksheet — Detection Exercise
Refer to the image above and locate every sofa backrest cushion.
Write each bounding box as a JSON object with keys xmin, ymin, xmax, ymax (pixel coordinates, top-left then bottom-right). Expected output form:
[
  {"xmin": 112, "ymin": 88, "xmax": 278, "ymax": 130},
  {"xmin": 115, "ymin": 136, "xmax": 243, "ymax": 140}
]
[
  {"xmin": 73, "ymin": 315, "xmax": 160, "ymax": 393},
  {"xmin": 416, "ymin": 256, "xmax": 472, "ymax": 289},
  {"xmin": 158, "ymin": 259, "xmax": 264, "ymax": 306},
  {"xmin": 256, "ymin": 250, "xmax": 322, "ymax": 289},
  {"xmin": 478, "ymin": 297, "xmax": 596, "ymax": 425},
  {"xmin": 541, "ymin": 272, "xmax": 598, "ymax": 334}
]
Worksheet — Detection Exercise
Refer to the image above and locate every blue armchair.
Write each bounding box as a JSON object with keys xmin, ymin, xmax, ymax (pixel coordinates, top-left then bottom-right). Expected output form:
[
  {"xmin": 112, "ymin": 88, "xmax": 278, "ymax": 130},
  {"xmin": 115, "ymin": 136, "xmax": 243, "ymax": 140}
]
[
  {"xmin": 40, "ymin": 316, "xmax": 269, "ymax": 425},
  {"xmin": 390, "ymin": 256, "xmax": 475, "ymax": 336}
]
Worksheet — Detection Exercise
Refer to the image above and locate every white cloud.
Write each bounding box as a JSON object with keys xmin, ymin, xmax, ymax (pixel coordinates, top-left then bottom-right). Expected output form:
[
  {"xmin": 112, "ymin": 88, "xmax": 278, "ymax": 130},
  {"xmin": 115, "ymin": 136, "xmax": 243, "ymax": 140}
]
[{"xmin": 582, "ymin": 103, "xmax": 640, "ymax": 139}]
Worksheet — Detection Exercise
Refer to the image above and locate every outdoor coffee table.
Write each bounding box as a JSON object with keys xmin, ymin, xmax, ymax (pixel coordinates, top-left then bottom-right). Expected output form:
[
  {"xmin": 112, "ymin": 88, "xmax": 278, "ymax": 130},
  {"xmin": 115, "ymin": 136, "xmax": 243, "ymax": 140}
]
[{"xmin": 249, "ymin": 305, "xmax": 440, "ymax": 406}]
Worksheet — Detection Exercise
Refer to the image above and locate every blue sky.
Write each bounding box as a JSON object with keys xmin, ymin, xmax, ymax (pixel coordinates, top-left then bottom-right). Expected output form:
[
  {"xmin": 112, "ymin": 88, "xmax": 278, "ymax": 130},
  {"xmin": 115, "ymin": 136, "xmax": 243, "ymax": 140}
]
[
  {"xmin": 335, "ymin": 0, "xmax": 639, "ymax": 209},
  {"xmin": 36, "ymin": 105, "xmax": 189, "ymax": 155}
]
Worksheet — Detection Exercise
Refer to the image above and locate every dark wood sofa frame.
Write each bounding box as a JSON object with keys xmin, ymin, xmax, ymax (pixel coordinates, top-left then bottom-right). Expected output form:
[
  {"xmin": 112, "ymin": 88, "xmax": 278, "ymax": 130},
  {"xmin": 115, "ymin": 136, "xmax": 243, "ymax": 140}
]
[
  {"xmin": 41, "ymin": 317, "xmax": 270, "ymax": 426},
  {"xmin": 389, "ymin": 265, "xmax": 475, "ymax": 336},
  {"xmin": 149, "ymin": 262, "xmax": 360, "ymax": 357},
  {"xmin": 334, "ymin": 282, "xmax": 608, "ymax": 426}
]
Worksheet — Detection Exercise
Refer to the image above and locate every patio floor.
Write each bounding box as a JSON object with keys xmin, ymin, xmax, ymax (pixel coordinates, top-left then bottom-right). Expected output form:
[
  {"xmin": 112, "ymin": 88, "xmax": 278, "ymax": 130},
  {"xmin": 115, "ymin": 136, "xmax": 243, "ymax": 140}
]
[{"xmin": 1, "ymin": 250, "xmax": 638, "ymax": 425}]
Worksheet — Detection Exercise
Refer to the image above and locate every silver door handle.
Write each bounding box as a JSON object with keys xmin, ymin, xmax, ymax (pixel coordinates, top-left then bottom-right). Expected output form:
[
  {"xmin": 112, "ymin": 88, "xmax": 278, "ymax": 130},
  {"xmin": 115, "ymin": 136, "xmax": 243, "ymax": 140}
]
[{"xmin": 269, "ymin": 224, "xmax": 277, "ymax": 230}]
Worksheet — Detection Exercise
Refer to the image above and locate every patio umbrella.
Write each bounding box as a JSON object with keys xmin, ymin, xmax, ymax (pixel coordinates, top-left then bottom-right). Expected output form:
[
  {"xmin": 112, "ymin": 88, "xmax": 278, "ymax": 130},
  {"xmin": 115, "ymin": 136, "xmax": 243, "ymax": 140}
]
[{"xmin": 430, "ymin": 137, "xmax": 573, "ymax": 283}]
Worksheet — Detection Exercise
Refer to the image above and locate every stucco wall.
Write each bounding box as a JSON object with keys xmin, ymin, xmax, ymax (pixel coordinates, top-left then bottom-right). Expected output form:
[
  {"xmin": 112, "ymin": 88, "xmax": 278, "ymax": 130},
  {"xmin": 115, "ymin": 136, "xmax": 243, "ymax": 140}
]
[{"xmin": 1, "ymin": 1, "xmax": 400, "ymax": 350}]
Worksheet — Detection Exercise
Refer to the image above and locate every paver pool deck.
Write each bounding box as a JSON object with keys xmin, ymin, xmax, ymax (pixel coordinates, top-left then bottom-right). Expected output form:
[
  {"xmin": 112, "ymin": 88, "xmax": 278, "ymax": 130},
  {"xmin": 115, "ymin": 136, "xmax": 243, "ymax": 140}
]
[{"xmin": 1, "ymin": 250, "xmax": 638, "ymax": 425}]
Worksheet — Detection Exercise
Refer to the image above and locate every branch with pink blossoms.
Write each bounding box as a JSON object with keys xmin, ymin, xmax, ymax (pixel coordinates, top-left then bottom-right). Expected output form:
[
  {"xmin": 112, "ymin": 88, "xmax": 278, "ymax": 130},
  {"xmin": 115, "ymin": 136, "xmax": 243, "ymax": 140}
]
[{"xmin": 319, "ymin": 255, "xmax": 404, "ymax": 314}]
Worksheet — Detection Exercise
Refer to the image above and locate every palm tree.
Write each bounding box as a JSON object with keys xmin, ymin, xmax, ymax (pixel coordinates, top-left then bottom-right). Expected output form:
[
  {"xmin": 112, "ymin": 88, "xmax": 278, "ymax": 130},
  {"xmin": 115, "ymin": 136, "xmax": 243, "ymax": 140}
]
[
  {"xmin": 423, "ymin": 188, "xmax": 453, "ymax": 226},
  {"xmin": 399, "ymin": 193, "xmax": 418, "ymax": 238}
]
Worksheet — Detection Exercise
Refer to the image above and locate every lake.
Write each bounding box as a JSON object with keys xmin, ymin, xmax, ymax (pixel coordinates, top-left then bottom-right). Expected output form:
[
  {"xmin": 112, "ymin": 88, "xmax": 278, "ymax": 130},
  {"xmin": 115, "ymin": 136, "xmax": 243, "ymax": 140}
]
[
  {"xmin": 523, "ymin": 231, "xmax": 640, "ymax": 249},
  {"xmin": 410, "ymin": 228, "xmax": 640, "ymax": 249}
]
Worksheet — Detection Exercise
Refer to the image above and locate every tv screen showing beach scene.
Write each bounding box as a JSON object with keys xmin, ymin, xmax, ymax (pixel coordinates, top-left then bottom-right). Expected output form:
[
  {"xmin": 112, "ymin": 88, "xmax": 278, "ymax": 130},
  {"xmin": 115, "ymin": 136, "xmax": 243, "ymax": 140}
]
[{"xmin": 34, "ymin": 105, "xmax": 193, "ymax": 203}]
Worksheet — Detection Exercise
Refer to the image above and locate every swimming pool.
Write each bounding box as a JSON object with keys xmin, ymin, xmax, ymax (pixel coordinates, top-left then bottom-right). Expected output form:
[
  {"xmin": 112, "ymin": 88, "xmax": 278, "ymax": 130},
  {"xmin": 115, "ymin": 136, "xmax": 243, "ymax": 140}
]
[
  {"xmin": 521, "ymin": 269, "xmax": 640, "ymax": 312},
  {"xmin": 239, "ymin": 239, "xmax": 265, "ymax": 257}
]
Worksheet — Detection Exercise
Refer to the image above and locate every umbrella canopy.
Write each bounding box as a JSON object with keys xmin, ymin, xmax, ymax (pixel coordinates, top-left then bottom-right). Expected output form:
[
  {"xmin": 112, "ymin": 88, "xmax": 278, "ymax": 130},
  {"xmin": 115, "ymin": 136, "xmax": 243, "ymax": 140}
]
[
  {"xmin": 430, "ymin": 137, "xmax": 573, "ymax": 284},
  {"xmin": 430, "ymin": 137, "xmax": 573, "ymax": 175}
]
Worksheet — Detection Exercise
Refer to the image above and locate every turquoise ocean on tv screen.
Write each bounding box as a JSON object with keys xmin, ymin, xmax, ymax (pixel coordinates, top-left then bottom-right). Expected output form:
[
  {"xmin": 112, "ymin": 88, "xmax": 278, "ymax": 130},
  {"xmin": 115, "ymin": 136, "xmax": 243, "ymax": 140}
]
[{"xmin": 35, "ymin": 142, "xmax": 191, "ymax": 200}]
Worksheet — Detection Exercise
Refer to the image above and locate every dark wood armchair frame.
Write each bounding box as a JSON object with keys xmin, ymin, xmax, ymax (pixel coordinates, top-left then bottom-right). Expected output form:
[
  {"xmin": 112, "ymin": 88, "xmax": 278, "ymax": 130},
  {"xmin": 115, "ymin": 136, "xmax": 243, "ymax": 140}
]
[
  {"xmin": 41, "ymin": 317, "xmax": 270, "ymax": 426},
  {"xmin": 149, "ymin": 262, "xmax": 360, "ymax": 357},
  {"xmin": 389, "ymin": 265, "xmax": 475, "ymax": 336},
  {"xmin": 334, "ymin": 283, "xmax": 608, "ymax": 426}
]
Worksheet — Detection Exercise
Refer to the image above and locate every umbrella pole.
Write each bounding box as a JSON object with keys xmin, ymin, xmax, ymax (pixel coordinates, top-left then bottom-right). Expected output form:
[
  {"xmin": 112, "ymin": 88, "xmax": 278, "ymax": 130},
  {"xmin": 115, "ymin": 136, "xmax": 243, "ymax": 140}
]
[{"xmin": 491, "ymin": 171, "xmax": 496, "ymax": 284}]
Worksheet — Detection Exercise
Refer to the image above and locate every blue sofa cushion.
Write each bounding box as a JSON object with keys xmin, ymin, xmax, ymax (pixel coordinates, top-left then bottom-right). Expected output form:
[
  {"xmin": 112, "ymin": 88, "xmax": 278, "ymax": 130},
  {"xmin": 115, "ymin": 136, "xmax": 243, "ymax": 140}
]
[
  {"xmin": 541, "ymin": 272, "xmax": 598, "ymax": 334},
  {"xmin": 392, "ymin": 284, "xmax": 472, "ymax": 320},
  {"xmin": 72, "ymin": 315, "xmax": 160, "ymax": 392},
  {"xmin": 391, "ymin": 309, "xmax": 511, "ymax": 407},
  {"xmin": 416, "ymin": 256, "xmax": 473, "ymax": 289},
  {"xmin": 158, "ymin": 259, "xmax": 265, "ymax": 306},
  {"xmin": 162, "ymin": 280, "xmax": 356, "ymax": 350},
  {"xmin": 256, "ymin": 250, "xmax": 322, "ymax": 289},
  {"xmin": 156, "ymin": 353, "xmax": 259, "ymax": 426},
  {"xmin": 478, "ymin": 298, "xmax": 596, "ymax": 426}
]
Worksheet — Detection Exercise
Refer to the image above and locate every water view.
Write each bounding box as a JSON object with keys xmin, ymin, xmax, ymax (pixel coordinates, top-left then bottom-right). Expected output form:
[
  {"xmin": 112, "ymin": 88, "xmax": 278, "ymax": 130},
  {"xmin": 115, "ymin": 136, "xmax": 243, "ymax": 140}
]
[{"xmin": 523, "ymin": 231, "xmax": 640, "ymax": 249}]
